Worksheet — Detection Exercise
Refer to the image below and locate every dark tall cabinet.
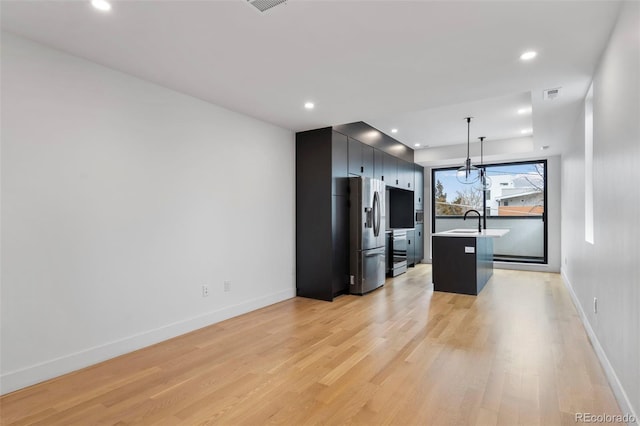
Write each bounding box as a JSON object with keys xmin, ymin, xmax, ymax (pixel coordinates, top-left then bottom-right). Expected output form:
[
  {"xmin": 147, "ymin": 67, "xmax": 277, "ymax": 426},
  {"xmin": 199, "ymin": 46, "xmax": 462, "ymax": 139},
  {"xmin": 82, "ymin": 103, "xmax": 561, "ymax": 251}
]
[
  {"xmin": 415, "ymin": 224, "xmax": 424, "ymax": 264},
  {"xmin": 414, "ymin": 164, "xmax": 424, "ymax": 210},
  {"xmin": 296, "ymin": 128, "xmax": 349, "ymax": 301},
  {"xmin": 407, "ymin": 229, "xmax": 416, "ymax": 266},
  {"xmin": 413, "ymin": 165, "xmax": 425, "ymax": 264}
]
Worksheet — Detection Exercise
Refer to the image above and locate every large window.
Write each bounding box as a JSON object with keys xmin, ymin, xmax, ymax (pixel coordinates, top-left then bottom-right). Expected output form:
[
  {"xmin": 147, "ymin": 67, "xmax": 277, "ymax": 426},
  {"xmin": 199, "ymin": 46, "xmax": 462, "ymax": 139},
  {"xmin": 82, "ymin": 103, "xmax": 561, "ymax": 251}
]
[{"xmin": 432, "ymin": 160, "xmax": 547, "ymax": 263}]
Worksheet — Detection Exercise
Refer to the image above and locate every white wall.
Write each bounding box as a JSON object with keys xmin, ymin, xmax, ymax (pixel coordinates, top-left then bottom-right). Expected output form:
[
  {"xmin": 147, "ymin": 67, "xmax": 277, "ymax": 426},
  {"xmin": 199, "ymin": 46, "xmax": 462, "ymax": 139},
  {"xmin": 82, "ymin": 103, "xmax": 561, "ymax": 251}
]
[
  {"xmin": 422, "ymin": 155, "xmax": 562, "ymax": 273},
  {"xmin": 0, "ymin": 33, "xmax": 296, "ymax": 394},
  {"xmin": 561, "ymin": 1, "xmax": 639, "ymax": 421}
]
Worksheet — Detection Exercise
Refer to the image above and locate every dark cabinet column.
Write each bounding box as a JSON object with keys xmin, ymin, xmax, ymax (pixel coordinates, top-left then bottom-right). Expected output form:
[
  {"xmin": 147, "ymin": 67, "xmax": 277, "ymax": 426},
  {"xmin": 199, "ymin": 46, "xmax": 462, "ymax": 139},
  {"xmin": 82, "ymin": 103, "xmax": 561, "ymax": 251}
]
[
  {"xmin": 407, "ymin": 229, "xmax": 416, "ymax": 266},
  {"xmin": 414, "ymin": 164, "xmax": 424, "ymax": 209},
  {"xmin": 415, "ymin": 224, "xmax": 424, "ymax": 264},
  {"xmin": 296, "ymin": 128, "xmax": 350, "ymax": 301}
]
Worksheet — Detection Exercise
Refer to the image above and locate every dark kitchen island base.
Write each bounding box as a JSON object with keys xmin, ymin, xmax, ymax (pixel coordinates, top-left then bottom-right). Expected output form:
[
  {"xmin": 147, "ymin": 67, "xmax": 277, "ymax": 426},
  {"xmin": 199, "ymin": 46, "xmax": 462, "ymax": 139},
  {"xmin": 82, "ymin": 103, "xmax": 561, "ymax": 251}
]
[{"xmin": 432, "ymin": 236, "xmax": 494, "ymax": 295}]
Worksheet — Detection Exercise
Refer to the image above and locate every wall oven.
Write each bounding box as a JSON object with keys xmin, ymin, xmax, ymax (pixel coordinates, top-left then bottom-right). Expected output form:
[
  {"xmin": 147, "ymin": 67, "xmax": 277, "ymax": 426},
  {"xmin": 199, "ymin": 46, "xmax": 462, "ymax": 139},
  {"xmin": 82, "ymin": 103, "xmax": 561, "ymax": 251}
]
[{"xmin": 391, "ymin": 229, "xmax": 408, "ymax": 276}]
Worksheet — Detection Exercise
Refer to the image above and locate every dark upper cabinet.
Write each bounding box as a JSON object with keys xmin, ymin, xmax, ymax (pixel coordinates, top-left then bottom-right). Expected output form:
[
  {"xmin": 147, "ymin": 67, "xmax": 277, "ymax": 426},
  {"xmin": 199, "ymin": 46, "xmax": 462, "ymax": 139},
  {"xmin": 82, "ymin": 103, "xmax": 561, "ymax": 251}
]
[
  {"xmin": 414, "ymin": 164, "xmax": 424, "ymax": 209},
  {"xmin": 398, "ymin": 160, "xmax": 414, "ymax": 190},
  {"xmin": 373, "ymin": 149, "xmax": 385, "ymax": 182},
  {"xmin": 348, "ymin": 137, "xmax": 374, "ymax": 178},
  {"xmin": 383, "ymin": 152, "xmax": 399, "ymax": 187}
]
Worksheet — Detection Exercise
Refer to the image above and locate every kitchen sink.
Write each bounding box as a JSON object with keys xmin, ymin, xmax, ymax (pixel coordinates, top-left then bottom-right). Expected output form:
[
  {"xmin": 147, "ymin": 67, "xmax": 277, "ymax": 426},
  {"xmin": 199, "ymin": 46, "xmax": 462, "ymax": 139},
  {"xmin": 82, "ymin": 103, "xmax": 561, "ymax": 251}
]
[{"xmin": 444, "ymin": 229, "xmax": 479, "ymax": 234}]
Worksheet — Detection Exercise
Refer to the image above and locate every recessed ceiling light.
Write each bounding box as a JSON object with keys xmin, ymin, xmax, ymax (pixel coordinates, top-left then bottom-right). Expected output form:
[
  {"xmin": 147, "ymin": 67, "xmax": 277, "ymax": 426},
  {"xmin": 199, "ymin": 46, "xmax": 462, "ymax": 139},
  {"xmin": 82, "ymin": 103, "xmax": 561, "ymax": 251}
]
[
  {"xmin": 517, "ymin": 107, "xmax": 532, "ymax": 115},
  {"xmin": 520, "ymin": 51, "xmax": 537, "ymax": 61},
  {"xmin": 414, "ymin": 143, "xmax": 420, "ymax": 147},
  {"xmin": 91, "ymin": 0, "xmax": 112, "ymax": 12},
  {"xmin": 304, "ymin": 102, "xmax": 314, "ymax": 110},
  {"xmin": 521, "ymin": 128, "xmax": 532, "ymax": 134},
  {"xmin": 541, "ymin": 145, "xmax": 550, "ymax": 150},
  {"xmin": 391, "ymin": 129, "xmax": 398, "ymax": 134}
]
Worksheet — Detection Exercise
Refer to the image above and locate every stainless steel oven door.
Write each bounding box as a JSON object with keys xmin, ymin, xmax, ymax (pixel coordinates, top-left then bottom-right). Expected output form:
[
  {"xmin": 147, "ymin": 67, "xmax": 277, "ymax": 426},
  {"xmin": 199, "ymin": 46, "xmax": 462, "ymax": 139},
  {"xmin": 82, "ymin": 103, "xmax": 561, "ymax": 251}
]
[{"xmin": 392, "ymin": 230, "xmax": 408, "ymax": 276}]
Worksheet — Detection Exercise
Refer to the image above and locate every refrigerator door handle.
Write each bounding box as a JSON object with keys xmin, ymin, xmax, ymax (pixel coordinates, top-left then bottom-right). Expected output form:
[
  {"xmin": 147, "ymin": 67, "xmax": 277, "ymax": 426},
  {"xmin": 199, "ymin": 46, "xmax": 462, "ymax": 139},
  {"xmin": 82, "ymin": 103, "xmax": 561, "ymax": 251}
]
[{"xmin": 373, "ymin": 191, "xmax": 380, "ymax": 236}]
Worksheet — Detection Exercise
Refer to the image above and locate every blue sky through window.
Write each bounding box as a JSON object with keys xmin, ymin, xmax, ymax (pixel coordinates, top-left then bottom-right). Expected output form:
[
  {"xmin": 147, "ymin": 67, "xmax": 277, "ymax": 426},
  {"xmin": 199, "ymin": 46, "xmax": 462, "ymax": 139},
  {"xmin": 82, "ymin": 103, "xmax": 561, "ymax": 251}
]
[{"xmin": 434, "ymin": 163, "xmax": 543, "ymax": 202}]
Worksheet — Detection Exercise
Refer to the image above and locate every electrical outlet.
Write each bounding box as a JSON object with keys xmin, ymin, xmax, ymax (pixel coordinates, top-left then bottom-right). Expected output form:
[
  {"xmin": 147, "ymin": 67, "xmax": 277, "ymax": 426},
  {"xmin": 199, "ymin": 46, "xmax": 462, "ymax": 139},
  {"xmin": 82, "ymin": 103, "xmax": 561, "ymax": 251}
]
[
  {"xmin": 593, "ymin": 297, "xmax": 598, "ymax": 313},
  {"xmin": 224, "ymin": 281, "xmax": 231, "ymax": 292},
  {"xmin": 202, "ymin": 285, "xmax": 209, "ymax": 297}
]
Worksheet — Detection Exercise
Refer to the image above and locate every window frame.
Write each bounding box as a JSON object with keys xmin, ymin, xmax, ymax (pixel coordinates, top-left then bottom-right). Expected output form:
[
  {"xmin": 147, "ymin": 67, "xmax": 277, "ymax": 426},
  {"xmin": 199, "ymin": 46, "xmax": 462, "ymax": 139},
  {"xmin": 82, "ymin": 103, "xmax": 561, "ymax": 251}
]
[{"xmin": 431, "ymin": 159, "xmax": 548, "ymax": 264}]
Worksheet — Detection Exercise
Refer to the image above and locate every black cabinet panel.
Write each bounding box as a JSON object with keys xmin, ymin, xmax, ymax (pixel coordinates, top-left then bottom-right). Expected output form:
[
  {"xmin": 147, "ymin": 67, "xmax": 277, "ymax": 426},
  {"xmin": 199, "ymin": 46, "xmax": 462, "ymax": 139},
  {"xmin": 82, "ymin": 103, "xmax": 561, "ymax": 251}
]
[
  {"xmin": 384, "ymin": 153, "xmax": 398, "ymax": 187},
  {"xmin": 296, "ymin": 128, "xmax": 350, "ymax": 301},
  {"xmin": 296, "ymin": 129, "xmax": 333, "ymax": 301},
  {"xmin": 398, "ymin": 160, "xmax": 414, "ymax": 190},
  {"xmin": 432, "ymin": 236, "xmax": 494, "ymax": 295},
  {"xmin": 348, "ymin": 137, "xmax": 374, "ymax": 178},
  {"xmin": 374, "ymin": 149, "xmax": 384, "ymax": 182},
  {"xmin": 407, "ymin": 229, "xmax": 416, "ymax": 266},
  {"xmin": 348, "ymin": 137, "xmax": 361, "ymax": 176},
  {"xmin": 414, "ymin": 164, "xmax": 424, "ymax": 209},
  {"xmin": 415, "ymin": 224, "xmax": 424, "ymax": 264},
  {"xmin": 332, "ymin": 132, "xmax": 348, "ymax": 196},
  {"xmin": 362, "ymin": 144, "xmax": 374, "ymax": 178},
  {"xmin": 332, "ymin": 195, "xmax": 349, "ymax": 296}
]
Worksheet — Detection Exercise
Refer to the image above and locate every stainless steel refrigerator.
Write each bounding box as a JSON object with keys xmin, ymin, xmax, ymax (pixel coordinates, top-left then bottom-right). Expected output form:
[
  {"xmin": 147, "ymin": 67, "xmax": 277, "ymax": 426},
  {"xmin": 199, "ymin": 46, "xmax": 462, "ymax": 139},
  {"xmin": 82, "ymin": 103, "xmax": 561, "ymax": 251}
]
[{"xmin": 349, "ymin": 177, "xmax": 386, "ymax": 295}]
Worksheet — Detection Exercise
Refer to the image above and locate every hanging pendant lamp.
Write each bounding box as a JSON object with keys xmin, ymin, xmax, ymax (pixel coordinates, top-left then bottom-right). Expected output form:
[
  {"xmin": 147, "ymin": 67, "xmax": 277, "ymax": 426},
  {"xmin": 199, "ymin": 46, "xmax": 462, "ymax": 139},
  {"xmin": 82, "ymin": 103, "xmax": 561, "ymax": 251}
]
[
  {"xmin": 478, "ymin": 136, "xmax": 492, "ymax": 190},
  {"xmin": 456, "ymin": 117, "xmax": 480, "ymax": 184}
]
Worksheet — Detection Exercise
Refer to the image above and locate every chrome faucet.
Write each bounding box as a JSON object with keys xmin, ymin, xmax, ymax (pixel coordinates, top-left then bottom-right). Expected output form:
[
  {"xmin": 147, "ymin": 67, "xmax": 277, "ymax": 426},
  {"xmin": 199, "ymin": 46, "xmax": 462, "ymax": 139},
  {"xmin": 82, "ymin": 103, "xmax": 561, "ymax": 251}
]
[{"xmin": 463, "ymin": 209, "xmax": 482, "ymax": 232}]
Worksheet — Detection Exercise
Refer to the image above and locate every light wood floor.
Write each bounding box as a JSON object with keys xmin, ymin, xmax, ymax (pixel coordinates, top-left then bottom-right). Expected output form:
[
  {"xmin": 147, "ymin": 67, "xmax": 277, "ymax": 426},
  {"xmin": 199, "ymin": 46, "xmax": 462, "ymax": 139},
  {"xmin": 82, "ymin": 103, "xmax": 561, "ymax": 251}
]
[{"xmin": 1, "ymin": 265, "xmax": 621, "ymax": 425}]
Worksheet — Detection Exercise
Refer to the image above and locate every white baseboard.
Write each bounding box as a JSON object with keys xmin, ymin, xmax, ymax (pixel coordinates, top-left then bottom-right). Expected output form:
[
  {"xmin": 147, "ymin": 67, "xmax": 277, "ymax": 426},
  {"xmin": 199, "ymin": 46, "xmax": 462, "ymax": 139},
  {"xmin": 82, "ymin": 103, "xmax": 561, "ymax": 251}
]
[
  {"xmin": 0, "ymin": 288, "xmax": 295, "ymax": 395},
  {"xmin": 560, "ymin": 269, "xmax": 639, "ymax": 426},
  {"xmin": 494, "ymin": 261, "xmax": 559, "ymax": 273}
]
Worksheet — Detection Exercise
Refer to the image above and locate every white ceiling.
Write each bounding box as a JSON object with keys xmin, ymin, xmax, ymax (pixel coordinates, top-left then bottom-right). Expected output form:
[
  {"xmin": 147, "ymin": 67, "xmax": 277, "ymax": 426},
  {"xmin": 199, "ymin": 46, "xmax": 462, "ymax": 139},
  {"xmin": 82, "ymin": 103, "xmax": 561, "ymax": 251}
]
[
  {"xmin": 368, "ymin": 92, "xmax": 533, "ymax": 148},
  {"xmin": 0, "ymin": 0, "xmax": 622, "ymax": 160}
]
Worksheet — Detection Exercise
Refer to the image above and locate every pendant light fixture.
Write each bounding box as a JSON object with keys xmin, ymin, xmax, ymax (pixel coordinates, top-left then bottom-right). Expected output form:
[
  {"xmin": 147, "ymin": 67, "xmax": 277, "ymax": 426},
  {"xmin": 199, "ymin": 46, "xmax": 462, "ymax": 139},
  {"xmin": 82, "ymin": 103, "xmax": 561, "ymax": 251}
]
[
  {"xmin": 478, "ymin": 136, "xmax": 492, "ymax": 190},
  {"xmin": 456, "ymin": 117, "xmax": 480, "ymax": 184}
]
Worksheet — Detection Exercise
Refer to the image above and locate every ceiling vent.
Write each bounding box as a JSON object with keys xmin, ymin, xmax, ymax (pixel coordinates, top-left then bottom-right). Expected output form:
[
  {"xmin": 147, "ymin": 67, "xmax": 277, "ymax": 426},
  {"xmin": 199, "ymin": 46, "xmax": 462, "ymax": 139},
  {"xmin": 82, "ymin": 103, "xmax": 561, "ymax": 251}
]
[
  {"xmin": 543, "ymin": 87, "xmax": 562, "ymax": 101},
  {"xmin": 246, "ymin": 0, "xmax": 287, "ymax": 13}
]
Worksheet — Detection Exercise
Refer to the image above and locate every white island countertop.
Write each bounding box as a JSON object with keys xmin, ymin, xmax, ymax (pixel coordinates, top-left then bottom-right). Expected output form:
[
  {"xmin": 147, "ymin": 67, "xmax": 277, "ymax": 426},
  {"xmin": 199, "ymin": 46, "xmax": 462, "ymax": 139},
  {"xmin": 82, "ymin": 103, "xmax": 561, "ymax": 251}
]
[{"xmin": 432, "ymin": 228, "xmax": 510, "ymax": 238}]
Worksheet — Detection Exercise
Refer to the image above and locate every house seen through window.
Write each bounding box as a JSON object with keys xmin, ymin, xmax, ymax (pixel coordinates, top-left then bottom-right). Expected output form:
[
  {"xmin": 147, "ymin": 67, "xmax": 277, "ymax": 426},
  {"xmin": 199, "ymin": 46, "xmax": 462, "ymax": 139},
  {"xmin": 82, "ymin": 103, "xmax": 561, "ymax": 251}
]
[{"xmin": 432, "ymin": 160, "xmax": 547, "ymax": 263}]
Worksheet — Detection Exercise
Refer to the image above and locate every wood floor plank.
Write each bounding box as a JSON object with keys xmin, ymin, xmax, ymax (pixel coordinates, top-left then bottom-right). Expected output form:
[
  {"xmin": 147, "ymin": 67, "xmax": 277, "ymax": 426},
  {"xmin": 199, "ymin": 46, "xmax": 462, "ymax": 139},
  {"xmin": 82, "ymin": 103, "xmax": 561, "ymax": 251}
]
[{"xmin": 0, "ymin": 266, "xmax": 623, "ymax": 425}]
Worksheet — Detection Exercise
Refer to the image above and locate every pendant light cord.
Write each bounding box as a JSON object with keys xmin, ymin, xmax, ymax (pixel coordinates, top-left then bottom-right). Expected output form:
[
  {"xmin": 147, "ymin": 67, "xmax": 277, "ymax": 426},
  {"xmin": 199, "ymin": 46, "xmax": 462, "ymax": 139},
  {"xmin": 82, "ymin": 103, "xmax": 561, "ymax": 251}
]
[{"xmin": 466, "ymin": 117, "xmax": 471, "ymax": 161}]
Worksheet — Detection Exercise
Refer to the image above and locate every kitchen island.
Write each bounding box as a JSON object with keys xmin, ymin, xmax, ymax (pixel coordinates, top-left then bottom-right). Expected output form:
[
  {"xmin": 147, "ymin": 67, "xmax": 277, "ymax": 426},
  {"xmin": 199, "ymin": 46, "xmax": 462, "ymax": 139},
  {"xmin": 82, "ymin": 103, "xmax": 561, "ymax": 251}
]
[{"xmin": 431, "ymin": 229, "xmax": 509, "ymax": 295}]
